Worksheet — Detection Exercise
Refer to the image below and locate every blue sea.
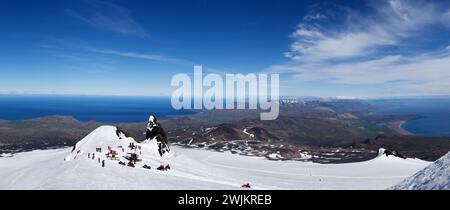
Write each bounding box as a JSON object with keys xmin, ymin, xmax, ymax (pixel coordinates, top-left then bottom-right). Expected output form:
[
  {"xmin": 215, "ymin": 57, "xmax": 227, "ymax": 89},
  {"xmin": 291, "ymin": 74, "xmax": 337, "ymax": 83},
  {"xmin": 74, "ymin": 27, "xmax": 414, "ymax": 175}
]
[
  {"xmin": 368, "ymin": 98, "xmax": 450, "ymax": 137},
  {"xmin": 1, "ymin": 96, "xmax": 449, "ymax": 137},
  {"xmin": 0, "ymin": 96, "xmax": 195, "ymax": 123}
]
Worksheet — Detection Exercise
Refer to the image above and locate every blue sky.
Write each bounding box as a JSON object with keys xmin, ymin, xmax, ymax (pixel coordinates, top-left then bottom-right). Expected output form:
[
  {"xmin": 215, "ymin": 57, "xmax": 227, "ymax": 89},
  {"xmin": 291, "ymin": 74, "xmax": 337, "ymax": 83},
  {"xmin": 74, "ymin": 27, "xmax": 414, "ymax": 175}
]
[{"xmin": 0, "ymin": 0, "xmax": 449, "ymax": 98}]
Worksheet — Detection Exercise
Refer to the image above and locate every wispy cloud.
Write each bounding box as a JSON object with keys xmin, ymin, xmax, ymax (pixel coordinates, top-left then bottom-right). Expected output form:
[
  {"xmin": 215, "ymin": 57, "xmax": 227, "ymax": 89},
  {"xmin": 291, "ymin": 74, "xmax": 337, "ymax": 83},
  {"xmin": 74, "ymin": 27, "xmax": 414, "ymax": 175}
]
[
  {"xmin": 65, "ymin": 0, "xmax": 149, "ymax": 38},
  {"xmin": 284, "ymin": 1, "xmax": 445, "ymax": 62},
  {"xmin": 67, "ymin": 64, "xmax": 113, "ymax": 74},
  {"xmin": 86, "ymin": 48, "xmax": 194, "ymax": 66},
  {"xmin": 274, "ymin": 0, "xmax": 450, "ymax": 97},
  {"xmin": 38, "ymin": 41, "xmax": 193, "ymax": 66},
  {"xmin": 38, "ymin": 44, "xmax": 60, "ymax": 49}
]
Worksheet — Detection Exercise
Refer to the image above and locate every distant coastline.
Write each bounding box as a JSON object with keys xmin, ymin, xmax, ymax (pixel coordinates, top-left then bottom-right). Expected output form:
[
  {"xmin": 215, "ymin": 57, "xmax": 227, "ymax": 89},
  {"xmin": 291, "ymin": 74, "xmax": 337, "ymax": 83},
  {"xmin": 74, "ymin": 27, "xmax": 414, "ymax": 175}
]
[
  {"xmin": 389, "ymin": 120, "xmax": 415, "ymax": 136},
  {"xmin": 0, "ymin": 96, "xmax": 194, "ymax": 123}
]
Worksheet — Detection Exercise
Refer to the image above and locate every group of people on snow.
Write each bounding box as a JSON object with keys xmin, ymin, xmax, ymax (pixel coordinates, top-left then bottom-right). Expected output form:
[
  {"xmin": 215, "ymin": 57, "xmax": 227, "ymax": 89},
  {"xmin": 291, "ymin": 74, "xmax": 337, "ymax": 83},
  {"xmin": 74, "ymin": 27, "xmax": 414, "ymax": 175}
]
[
  {"xmin": 87, "ymin": 152, "xmax": 105, "ymax": 168},
  {"xmin": 83, "ymin": 115, "xmax": 171, "ymax": 171}
]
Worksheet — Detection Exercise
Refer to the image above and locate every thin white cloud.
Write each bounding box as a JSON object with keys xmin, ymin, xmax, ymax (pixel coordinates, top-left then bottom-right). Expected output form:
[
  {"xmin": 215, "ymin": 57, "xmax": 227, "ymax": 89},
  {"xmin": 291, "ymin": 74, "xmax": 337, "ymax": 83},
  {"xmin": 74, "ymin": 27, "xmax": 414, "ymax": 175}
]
[
  {"xmin": 271, "ymin": 52, "xmax": 450, "ymax": 96},
  {"xmin": 38, "ymin": 42, "xmax": 192, "ymax": 66},
  {"xmin": 443, "ymin": 9, "xmax": 450, "ymax": 27},
  {"xmin": 276, "ymin": 0, "xmax": 450, "ymax": 96},
  {"xmin": 303, "ymin": 13, "xmax": 327, "ymax": 21},
  {"xmin": 65, "ymin": 0, "xmax": 149, "ymax": 38},
  {"xmin": 87, "ymin": 48, "xmax": 193, "ymax": 66},
  {"xmin": 285, "ymin": 0, "xmax": 448, "ymax": 63},
  {"xmin": 286, "ymin": 29, "xmax": 395, "ymax": 61}
]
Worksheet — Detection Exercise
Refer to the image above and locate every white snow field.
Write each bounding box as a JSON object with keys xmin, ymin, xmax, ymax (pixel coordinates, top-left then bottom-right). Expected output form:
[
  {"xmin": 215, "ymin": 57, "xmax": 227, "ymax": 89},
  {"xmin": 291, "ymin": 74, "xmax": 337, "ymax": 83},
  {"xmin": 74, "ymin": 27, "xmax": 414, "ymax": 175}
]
[
  {"xmin": 0, "ymin": 126, "xmax": 431, "ymax": 190},
  {"xmin": 391, "ymin": 151, "xmax": 450, "ymax": 190}
]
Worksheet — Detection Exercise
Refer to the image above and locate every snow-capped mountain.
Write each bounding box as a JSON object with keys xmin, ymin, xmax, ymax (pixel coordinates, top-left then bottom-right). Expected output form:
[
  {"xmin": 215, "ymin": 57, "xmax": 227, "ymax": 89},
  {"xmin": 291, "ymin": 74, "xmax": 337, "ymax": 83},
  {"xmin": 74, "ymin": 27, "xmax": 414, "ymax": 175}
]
[
  {"xmin": 391, "ymin": 151, "xmax": 450, "ymax": 190},
  {"xmin": 0, "ymin": 126, "xmax": 431, "ymax": 190}
]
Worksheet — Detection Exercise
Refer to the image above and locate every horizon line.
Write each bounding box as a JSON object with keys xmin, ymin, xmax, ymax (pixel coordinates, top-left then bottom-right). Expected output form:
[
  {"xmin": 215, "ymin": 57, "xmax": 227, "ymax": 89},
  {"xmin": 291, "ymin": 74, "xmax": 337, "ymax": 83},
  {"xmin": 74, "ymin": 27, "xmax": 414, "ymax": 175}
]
[{"xmin": 1, "ymin": 93, "xmax": 449, "ymax": 100}]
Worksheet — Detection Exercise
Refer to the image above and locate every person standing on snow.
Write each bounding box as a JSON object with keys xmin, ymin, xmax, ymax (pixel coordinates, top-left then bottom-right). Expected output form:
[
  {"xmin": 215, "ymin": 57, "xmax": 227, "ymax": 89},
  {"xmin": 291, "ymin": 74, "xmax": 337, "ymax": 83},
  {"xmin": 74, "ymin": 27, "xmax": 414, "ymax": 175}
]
[{"xmin": 145, "ymin": 115, "xmax": 169, "ymax": 156}]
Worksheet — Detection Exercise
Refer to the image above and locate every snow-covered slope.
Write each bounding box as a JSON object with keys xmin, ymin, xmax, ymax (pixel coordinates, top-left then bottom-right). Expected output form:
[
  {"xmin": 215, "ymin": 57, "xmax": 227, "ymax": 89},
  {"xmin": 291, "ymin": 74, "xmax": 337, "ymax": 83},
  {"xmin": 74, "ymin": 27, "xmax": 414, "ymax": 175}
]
[
  {"xmin": 64, "ymin": 126, "xmax": 174, "ymax": 162},
  {"xmin": 0, "ymin": 126, "xmax": 431, "ymax": 190},
  {"xmin": 390, "ymin": 151, "xmax": 450, "ymax": 190}
]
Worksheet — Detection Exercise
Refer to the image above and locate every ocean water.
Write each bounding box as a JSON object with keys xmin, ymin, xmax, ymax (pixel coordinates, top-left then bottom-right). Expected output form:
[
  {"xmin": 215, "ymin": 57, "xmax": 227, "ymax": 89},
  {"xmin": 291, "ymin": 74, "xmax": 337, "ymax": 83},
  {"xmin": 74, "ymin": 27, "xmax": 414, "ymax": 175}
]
[
  {"xmin": 368, "ymin": 98, "xmax": 450, "ymax": 137},
  {"xmin": 0, "ymin": 96, "xmax": 195, "ymax": 123},
  {"xmin": 1, "ymin": 96, "xmax": 449, "ymax": 137}
]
